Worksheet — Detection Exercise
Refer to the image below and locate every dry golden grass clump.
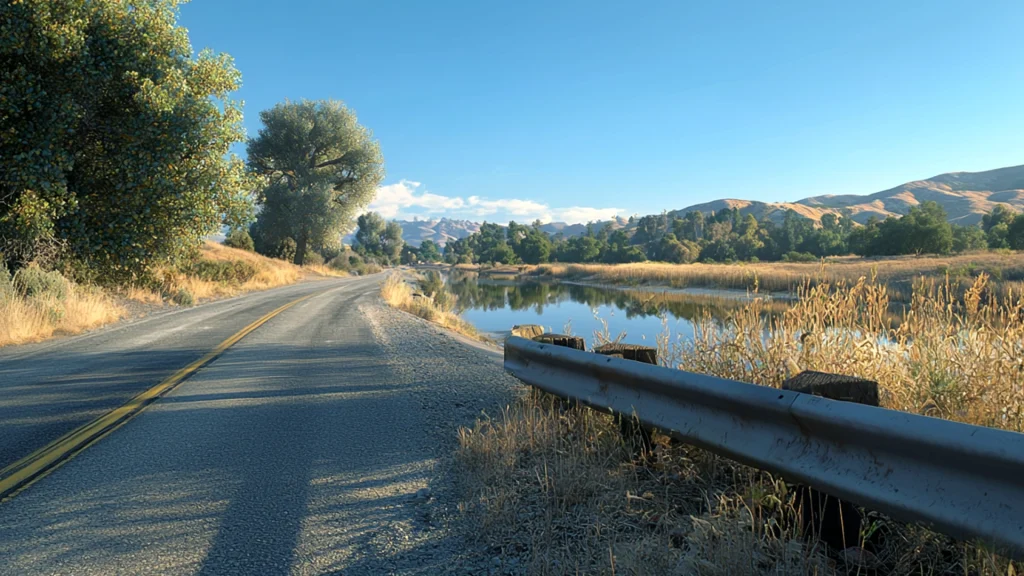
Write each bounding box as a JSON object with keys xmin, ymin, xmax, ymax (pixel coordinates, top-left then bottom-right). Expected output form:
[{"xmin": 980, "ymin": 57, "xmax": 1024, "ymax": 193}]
[
  {"xmin": 534, "ymin": 251, "xmax": 1024, "ymax": 302},
  {"xmin": 124, "ymin": 241, "xmax": 339, "ymax": 305},
  {"xmin": 380, "ymin": 272, "xmax": 480, "ymax": 339},
  {"xmin": 457, "ymin": 273, "xmax": 1021, "ymax": 574},
  {"xmin": 0, "ymin": 265, "xmax": 123, "ymax": 347},
  {"xmin": 673, "ymin": 273, "xmax": 1023, "ymax": 432},
  {"xmin": 1, "ymin": 241, "xmax": 345, "ymax": 348}
]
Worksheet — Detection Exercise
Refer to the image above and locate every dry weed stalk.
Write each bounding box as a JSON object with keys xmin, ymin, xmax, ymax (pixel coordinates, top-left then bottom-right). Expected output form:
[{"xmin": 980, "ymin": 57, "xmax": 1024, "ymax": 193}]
[{"xmin": 458, "ymin": 274, "xmax": 1021, "ymax": 574}]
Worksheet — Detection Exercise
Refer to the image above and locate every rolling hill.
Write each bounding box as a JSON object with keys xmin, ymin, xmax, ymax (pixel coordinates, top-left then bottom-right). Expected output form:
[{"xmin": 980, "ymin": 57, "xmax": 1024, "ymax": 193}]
[
  {"xmin": 354, "ymin": 164, "xmax": 1024, "ymax": 248},
  {"xmin": 671, "ymin": 165, "xmax": 1024, "ymax": 226}
]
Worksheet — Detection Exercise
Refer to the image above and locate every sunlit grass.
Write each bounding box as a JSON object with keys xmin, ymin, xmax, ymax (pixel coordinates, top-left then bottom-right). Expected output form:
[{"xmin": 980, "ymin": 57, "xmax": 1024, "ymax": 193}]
[
  {"xmin": 457, "ymin": 272, "xmax": 1021, "ymax": 574},
  {"xmin": 0, "ymin": 272, "xmax": 123, "ymax": 347},
  {"xmin": 380, "ymin": 272, "xmax": 481, "ymax": 340},
  {"xmin": 533, "ymin": 251, "xmax": 1024, "ymax": 301}
]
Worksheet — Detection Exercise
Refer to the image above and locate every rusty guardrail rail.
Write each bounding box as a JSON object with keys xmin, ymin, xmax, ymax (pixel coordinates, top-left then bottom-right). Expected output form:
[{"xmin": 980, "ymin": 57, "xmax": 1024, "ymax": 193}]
[{"xmin": 503, "ymin": 336, "xmax": 1024, "ymax": 559}]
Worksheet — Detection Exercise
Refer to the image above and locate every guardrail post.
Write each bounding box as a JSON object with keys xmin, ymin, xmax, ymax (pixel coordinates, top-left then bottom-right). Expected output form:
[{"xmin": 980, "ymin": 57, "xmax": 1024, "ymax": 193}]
[
  {"xmin": 532, "ymin": 333, "xmax": 585, "ymax": 350},
  {"xmin": 593, "ymin": 343, "xmax": 656, "ymax": 458},
  {"xmin": 782, "ymin": 370, "xmax": 879, "ymax": 552}
]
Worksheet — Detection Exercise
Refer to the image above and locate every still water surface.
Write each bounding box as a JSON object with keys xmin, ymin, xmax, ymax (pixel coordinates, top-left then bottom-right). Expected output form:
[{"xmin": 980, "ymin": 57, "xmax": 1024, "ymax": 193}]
[{"xmin": 443, "ymin": 271, "xmax": 786, "ymax": 346}]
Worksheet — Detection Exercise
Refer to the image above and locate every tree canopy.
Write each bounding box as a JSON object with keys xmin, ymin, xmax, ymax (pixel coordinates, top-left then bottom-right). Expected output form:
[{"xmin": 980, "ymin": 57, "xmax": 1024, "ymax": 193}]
[
  {"xmin": 354, "ymin": 212, "xmax": 403, "ymax": 265},
  {"xmin": 445, "ymin": 201, "xmax": 1013, "ymax": 267},
  {"xmin": 1, "ymin": 0, "xmax": 255, "ymax": 278},
  {"xmin": 247, "ymin": 99, "xmax": 384, "ymax": 265}
]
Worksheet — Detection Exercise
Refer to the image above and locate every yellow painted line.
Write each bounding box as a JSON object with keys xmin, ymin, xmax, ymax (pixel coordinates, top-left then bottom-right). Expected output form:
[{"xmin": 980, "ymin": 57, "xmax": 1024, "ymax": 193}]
[{"xmin": 0, "ymin": 290, "xmax": 322, "ymax": 502}]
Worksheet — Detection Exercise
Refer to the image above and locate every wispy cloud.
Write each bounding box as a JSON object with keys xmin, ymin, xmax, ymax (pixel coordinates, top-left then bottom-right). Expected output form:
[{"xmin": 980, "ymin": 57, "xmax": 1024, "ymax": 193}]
[{"xmin": 367, "ymin": 180, "xmax": 622, "ymax": 224}]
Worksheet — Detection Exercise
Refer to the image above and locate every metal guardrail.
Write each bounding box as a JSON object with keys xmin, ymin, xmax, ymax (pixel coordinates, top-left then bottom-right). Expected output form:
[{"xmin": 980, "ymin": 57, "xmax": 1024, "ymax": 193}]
[{"xmin": 503, "ymin": 336, "xmax": 1024, "ymax": 559}]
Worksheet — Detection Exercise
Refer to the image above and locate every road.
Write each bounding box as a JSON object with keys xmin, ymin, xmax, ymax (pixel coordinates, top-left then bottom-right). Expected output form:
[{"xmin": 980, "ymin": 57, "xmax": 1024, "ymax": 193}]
[{"xmin": 0, "ymin": 275, "xmax": 518, "ymax": 575}]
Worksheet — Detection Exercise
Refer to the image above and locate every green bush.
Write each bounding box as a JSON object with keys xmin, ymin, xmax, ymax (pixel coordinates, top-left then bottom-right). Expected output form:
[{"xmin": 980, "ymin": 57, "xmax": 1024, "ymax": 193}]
[
  {"xmin": 224, "ymin": 229, "xmax": 255, "ymax": 251},
  {"xmin": 276, "ymin": 238, "xmax": 297, "ymax": 262},
  {"xmin": 0, "ymin": 265, "xmax": 13, "ymax": 300},
  {"xmin": 781, "ymin": 251, "xmax": 818, "ymax": 263},
  {"xmin": 172, "ymin": 288, "xmax": 195, "ymax": 306},
  {"xmin": 303, "ymin": 250, "xmax": 325, "ymax": 266},
  {"xmin": 418, "ymin": 271, "xmax": 444, "ymax": 298},
  {"xmin": 13, "ymin": 266, "xmax": 68, "ymax": 300},
  {"xmin": 182, "ymin": 260, "xmax": 258, "ymax": 284}
]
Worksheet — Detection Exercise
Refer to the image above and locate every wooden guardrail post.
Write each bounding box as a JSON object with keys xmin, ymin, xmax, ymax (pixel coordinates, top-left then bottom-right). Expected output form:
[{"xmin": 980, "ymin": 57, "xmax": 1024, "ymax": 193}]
[
  {"xmin": 532, "ymin": 333, "xmax": 585, "ymax": 350},
  {"xmin": 782, "ymin": 370, "xmax": 879, "ymax": 552},
  {"xmin": 593, "ymin": 343, "xmax": 656, "ymax": 458}
]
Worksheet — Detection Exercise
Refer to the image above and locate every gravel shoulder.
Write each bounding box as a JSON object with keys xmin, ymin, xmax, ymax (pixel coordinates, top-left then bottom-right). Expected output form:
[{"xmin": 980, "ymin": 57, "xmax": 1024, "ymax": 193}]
[{"xmin": 360, "ymin": 298, "xmax": 525, "ymax": 574}]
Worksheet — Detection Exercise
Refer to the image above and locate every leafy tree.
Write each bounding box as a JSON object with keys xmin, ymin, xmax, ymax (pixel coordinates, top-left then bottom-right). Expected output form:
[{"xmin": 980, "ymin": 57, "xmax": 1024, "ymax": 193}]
[
  {"xmin": 224, "ymin": 228, "xmax": 255, "ymax": 252},
  {"xmin": 899, "ymin": 201, "xmax": 953, "ymax": 255},
  {"xmin": 354, "ymin": 212, "xmax": 403, "ymax": 264},
  {"xmin": 247, "ymin": 99, "xmax": 384, "ymax": 265},
  {"xmin": 848, "ymin": 217, "xmax": 882, "ymax": 256},
  {"xmin": 400, "ymin": 245, "xmax": 419, "ymax": 265},
  {"xmin": 0, "ymin": 0, "xmax": 255, "ymax": 278},
  {"xmin": 417, "ymin": 239, "xmax": 441, "ymax": 262},
  {"xmin": 987, "ymin": 222, "xmax": 1011, "ymax": 249},
  {"xmin": 951, "ymin": 224, "xmax": 987, "ymax": 253},
  {"xmin": 982, "ymin": 204, "xmax": 1016, "ymax": 232},
  {"xmin": 1008, "ymin": 215, "xmax": 1024, "ymax": 250}
]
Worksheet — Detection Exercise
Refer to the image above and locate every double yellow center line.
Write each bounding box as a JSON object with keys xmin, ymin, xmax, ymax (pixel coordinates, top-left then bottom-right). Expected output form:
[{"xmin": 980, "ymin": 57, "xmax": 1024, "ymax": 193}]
[{"xmin": 0, "ymin": 291, "xmax": 320, "ymax": 502}]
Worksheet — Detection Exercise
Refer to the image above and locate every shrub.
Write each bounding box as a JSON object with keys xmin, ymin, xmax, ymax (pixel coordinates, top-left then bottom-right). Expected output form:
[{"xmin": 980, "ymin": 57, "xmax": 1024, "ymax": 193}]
[
  {"xmin": 183, "ymin": 260, "xmax": 259, "ymax": 284},
  {"xmin": 172, "ymin": 288, "xmax": 195, "ymax": 306},
  {"xmin": 0, "ymin": 265, "xmax": 13, "ymax": 300},
  {"xmin": 302, "ymin": 250, "xmax": 324, "ymax": 266},
  {"xmin": 13, "ymin": 266, "xmax": 68, "ymax": 300},
  {"xmin": 781, "ymin": 251, "xmax": 817, "ymax": 263},
  {"xmin": 224, "ymin": 228, "xmax": 255, "ymax": 251},
  {"xmin": 276, "ymin": 238, "xmax": 297, "ymax": 262},
  {"xmin": 417, "ymin": 271, "xmax": 444, "ymax": 298}
]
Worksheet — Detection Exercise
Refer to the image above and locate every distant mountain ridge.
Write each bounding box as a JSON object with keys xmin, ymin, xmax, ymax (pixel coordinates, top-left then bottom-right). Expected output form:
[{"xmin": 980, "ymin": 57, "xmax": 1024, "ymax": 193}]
[
  {"xmin": 358, "ymin": 164, "xmax": 1024, "ymax": 247},
  {"xmin": 669, "ymin": 164, "xmax": 1024, "ymax": 226}
]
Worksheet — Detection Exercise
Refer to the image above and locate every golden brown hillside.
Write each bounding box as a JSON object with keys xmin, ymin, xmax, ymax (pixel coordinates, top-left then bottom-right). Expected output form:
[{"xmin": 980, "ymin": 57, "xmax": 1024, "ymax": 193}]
[{"xmin": 671, "ymin": 164, "xmax": 1024, "ymax": 225}]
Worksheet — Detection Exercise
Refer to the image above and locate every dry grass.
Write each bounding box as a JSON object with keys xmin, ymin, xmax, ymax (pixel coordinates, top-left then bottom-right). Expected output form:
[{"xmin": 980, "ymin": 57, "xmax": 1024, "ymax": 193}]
[
  {"xmin": 142, "ymin": 241, "xmax": 344, "ymax": 304},
  {"xmin": 457, "ymin": 274, "xmax": 1021, "ymax": 574},
  {"xmin": 0, "ymin": 271, "xmax": 123, "ymax": 347},
  {"xmin": 302, "ymin": 263, "xmax": 349, "ymax": 278},
  {"xmin": 380, "ymin": 273, "xmax": 481, "ymax": 340},
  {"xmin": 1, "ymin": 241, "xmax": 343, "ymax": 348},
  {"xmin": 534, "ymin": 251, "xmax": 1024, "ymax": 301}
]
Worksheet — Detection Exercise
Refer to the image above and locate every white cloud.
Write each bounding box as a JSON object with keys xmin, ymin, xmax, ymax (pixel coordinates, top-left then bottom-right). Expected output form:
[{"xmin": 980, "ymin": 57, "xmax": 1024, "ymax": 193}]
[
  {"xmin": 466, "ymin": 196, "xmax": 549, "ymax": 217},
  {"xmin": 367, "ymin": 180, "xmax": 621, "ymax": 224},
  {"xmin": 550, "ymin": 206, "xmax": 623, "ymax": 223},
  {"xmin": 369, "ymin": 180, "xmax": 465, "ymax": 218}
]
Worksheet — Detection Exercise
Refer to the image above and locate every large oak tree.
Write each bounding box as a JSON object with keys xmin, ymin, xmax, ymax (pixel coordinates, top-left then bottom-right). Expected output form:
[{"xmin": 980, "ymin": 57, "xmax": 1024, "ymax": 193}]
[{"xmin": 247, "ymin": 100, "xmax": 384, "ymax": 265}]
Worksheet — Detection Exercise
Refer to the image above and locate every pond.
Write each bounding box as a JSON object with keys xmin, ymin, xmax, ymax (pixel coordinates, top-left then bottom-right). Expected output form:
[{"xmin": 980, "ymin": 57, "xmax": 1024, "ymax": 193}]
[{"xmin": 441, "ymin": 270, "xmax": 790, "ymax": 346}]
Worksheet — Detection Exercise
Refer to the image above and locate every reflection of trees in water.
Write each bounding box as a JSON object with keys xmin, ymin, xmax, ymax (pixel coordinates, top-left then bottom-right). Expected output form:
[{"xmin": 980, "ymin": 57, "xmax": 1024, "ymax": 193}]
[{"xmin": 446, "ymin": 270, "xmax": 784, "ymax": 323}]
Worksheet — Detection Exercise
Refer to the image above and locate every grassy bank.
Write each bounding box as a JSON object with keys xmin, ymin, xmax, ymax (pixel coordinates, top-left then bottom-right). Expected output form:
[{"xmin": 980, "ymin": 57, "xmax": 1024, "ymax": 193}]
[
  {"xmin": 456, "ymin": 274, "xmax": 1020, "ymax": 574},
  {"xmin": 0, "ymin": 266, "xmax": 124, "ymax": 347},
  {"xmin": 531, "ymin": 251, "xmax": 1024, "ymax": 301},
  {"xmin": 0, "ymin": 241, "xmax": 344, "ymax": 348},
  {"xmin": 380, "ymin": 272, "xmax": 480, "ymax": 340}
]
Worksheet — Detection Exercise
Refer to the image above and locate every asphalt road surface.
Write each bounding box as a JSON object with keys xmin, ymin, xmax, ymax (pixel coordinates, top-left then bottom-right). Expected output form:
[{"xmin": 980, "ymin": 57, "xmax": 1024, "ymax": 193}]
[{"xmin": 0, "ymin": 275, "xmax": 518, "ymax": 575}]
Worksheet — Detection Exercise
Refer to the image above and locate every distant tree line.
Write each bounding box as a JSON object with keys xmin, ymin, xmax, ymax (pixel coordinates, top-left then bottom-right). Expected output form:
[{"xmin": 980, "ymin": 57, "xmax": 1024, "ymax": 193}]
[{"xmin": 442, "ymin": 202, "xmax": 1020, "ymax": 266}]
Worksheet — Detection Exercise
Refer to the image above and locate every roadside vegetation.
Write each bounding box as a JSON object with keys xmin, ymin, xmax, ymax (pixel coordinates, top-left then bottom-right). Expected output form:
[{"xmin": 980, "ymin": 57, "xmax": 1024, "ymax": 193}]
[
  {"xmin": 444, "ymin": 202, "xmax": 1020, "ymax": 268},
  {"xmin": 456, "ymin": 273, "xmax": 1020, "ymax": 574},
  {"xmin": 530, "ymin": 250, "xmax": 1024, "ymax": 301},
  {"xmin": 1, "ymin": 3, "xmax": 387, "ymax": 347},
  {"xmin": 380, "ymin": 272, "xmax": 480, "ymax": 340},
  {"xmin": 0, "ymin": 265, "xmax": 123, "ymax": 347}
]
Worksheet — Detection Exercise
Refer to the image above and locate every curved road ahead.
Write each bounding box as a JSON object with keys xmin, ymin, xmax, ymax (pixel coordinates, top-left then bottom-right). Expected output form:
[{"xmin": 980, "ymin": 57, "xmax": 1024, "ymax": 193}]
[{"xmin": 0, "ymin": 275, "xmax": 517, "ymax": 575}]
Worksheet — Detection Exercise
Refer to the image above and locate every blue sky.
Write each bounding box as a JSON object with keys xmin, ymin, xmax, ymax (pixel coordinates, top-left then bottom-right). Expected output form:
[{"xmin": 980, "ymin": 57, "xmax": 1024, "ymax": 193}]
[{"xmin": 181, "ymin": 0, "xmax": 1024, "ymax": 224}]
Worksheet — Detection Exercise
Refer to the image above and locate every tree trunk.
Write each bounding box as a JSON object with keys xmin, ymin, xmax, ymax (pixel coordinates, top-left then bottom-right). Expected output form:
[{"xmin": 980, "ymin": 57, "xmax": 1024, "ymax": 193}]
[{"xmin": 294, "ymin": 229, "xmax": 308, "ymax": 266}]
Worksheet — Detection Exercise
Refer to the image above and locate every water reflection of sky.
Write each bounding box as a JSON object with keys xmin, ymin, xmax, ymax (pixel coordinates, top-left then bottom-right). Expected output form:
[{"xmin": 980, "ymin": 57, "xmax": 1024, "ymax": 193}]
[{"xmin": 444, "ymin": 273, "xmax": 777, "ymax": 347}]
